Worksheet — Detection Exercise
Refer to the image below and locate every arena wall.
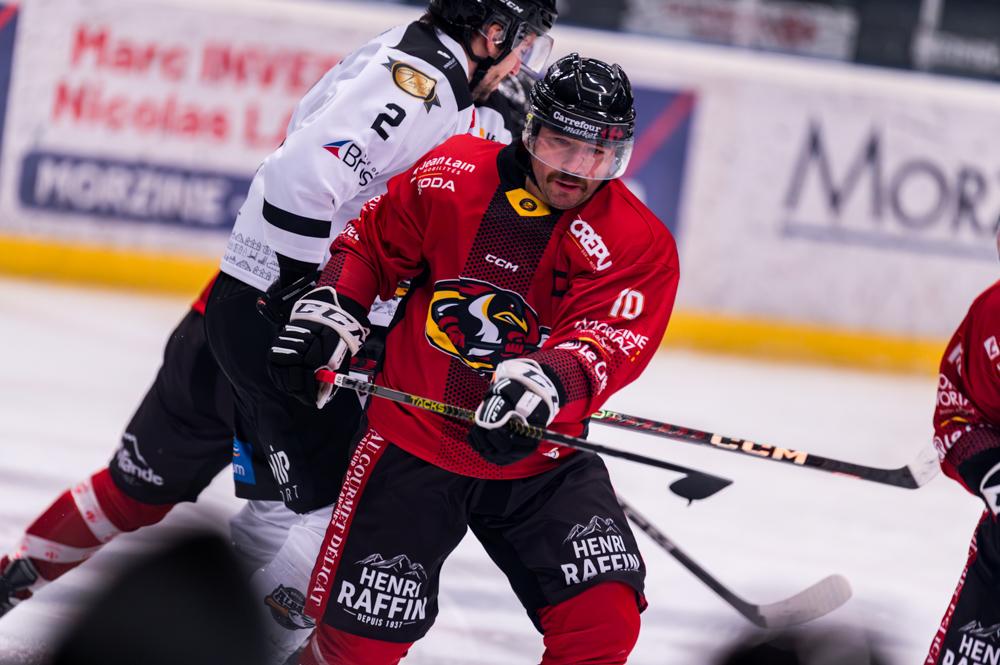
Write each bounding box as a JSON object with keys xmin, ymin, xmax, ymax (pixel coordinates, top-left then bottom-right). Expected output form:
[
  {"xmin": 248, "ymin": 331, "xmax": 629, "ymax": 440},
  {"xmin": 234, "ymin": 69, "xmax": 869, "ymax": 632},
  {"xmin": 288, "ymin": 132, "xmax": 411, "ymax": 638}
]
[{"xmin": 2, "ymin": 0, "xmax": 994, "ymax": 372}]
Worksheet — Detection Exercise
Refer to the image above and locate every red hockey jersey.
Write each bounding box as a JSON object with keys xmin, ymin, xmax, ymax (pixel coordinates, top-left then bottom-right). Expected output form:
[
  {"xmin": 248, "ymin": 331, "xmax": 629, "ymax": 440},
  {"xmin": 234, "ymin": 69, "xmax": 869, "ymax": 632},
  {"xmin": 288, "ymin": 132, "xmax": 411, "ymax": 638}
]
[
  {"xmin": 190, "ymin": 273, "xmax": 218, "ymax": 315},
  {"xmin": 319, "ymin": 135, "xmax": 679, "ymax": 479},
  {"xmin": 934, "ymin": 279, "xmax": 1000, "ymax": 490}
]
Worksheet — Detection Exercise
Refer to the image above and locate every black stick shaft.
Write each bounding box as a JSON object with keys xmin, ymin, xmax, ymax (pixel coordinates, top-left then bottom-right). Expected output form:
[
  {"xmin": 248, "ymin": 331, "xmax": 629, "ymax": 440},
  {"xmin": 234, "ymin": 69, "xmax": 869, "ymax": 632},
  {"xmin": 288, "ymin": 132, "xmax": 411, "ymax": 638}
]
[
  {"xmin": 593, "ymin": 409, "xmax": 927, "ymax": 489},
  {"xmin": 318, "ymin": 370, "xmax": 732, "ymax": 491},
  {"xmin": 618, "ymin": 497, "xmax": 760, "ymax": 621},
  {"xmin": 619, "ymin": 497, "xmax": 853, "ymax": 628}
]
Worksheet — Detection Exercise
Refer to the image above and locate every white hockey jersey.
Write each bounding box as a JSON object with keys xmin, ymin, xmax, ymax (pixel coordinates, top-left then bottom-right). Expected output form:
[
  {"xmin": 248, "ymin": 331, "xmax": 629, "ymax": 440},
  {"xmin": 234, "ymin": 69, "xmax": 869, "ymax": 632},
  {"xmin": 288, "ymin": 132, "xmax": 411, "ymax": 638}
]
[{"xmin": 221, "ymin": 21, "xmax": 513, "ymax": 292}]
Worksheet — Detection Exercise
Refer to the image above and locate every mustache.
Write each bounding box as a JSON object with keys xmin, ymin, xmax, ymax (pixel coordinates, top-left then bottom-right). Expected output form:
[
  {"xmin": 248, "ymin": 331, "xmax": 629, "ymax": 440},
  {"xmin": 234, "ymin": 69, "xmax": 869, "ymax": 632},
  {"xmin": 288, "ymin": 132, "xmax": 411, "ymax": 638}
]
[{"xmin": 547, "ymin": 172, "xmax": 585, "ymax": 186}]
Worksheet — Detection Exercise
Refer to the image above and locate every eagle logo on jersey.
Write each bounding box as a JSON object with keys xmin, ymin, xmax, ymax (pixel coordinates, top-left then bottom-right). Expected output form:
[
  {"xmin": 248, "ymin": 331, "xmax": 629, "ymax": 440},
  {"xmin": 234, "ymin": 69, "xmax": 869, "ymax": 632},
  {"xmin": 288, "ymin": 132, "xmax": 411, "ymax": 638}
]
[
  {"xmin": 383, "ymin": 57, "xmax": 441, "ymax": 111},
  {"xmin": 426, "ymin": 278, "xmax": 543, "ymax": 371}
]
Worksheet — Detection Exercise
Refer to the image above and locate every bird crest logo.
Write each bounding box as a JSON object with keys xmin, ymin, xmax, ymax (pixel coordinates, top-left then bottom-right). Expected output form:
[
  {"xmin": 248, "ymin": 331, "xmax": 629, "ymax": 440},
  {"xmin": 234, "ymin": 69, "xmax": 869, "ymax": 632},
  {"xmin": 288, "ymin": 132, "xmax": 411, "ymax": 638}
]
[{"xmin": 425, "ymin": 277, "xmax": 542, "ymax": 371}]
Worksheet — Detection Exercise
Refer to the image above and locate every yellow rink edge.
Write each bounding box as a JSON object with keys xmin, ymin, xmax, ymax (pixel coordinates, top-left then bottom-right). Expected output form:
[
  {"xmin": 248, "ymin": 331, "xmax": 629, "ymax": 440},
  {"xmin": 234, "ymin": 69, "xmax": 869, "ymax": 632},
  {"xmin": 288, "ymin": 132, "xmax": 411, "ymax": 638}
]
[
  {"xmin": 0, "ymin": 235, "xmax": 219, "ymax": 295},
  {"xmin": 0, "ymin": 235, "xmax": 947, "ymax": 374},
  {"xmin": 665, "ymin": 311, "xmax": 945, "ymax": 375}
]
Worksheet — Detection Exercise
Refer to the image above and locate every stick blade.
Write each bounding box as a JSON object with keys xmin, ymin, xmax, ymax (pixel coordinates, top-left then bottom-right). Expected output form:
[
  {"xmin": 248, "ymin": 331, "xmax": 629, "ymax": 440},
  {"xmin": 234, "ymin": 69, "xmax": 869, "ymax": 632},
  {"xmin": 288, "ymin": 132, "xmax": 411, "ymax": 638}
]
[
  {"xmin": 906, "ymin": 444, "xmax": 941, "ymax": 488},
  {"xmin": 669, "ymin": 474, "xmax": 733, "ymax": 502},
  {"xmin": 750, "ymin": 574, "xmax": 852, "ymax": 630}
]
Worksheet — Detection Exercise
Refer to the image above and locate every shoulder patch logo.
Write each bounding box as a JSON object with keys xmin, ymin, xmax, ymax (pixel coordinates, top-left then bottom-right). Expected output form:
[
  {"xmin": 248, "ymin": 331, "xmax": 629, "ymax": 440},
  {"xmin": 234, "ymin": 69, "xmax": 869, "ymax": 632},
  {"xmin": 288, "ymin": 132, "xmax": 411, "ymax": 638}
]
[
  {"xmin": 504, "ymin": 188, "xmax": 550, "ymax": 217},
  {"xmin": 383, "ymin": 57, "xmax": 440, "ymax": 112}
]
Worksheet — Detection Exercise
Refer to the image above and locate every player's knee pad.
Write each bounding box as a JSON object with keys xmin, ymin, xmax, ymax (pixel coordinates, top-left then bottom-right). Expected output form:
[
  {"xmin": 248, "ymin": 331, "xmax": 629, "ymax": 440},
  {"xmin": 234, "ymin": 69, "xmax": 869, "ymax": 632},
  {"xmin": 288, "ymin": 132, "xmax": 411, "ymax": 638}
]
[
  {"xmin": 538, "ymin": 582, "xmax": 642, "ymax": 665},
  {"xmin": 299, "ymin": 625, "xmax": 411, "ymax": 665},
  {"xmin": 93, "ymin": 468, "xmax": 173, "ymax": 532}
]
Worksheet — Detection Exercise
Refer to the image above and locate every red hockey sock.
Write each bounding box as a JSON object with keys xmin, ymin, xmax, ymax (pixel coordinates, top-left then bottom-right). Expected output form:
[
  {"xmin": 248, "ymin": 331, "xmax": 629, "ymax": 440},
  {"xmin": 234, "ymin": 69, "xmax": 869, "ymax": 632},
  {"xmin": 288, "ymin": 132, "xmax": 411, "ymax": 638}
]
[
  {"xmin": 14, "ymin": 468, "xmax": 173, "ymax": 583},
  {"xmin": 299, "ymin": 625, "xmax": 412, "ymax": 665},
  {"xmin": 537, "ymin": 582, "xmax": 642, "ymax": 665}
]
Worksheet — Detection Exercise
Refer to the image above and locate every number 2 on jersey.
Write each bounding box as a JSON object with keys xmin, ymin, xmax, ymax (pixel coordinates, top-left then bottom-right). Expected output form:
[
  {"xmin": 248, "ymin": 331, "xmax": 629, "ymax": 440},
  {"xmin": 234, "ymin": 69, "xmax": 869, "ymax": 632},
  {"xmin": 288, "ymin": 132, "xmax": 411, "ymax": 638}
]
[{"xmin": 372, "ymin": 103, "xmax": 407, "ymax": 140}]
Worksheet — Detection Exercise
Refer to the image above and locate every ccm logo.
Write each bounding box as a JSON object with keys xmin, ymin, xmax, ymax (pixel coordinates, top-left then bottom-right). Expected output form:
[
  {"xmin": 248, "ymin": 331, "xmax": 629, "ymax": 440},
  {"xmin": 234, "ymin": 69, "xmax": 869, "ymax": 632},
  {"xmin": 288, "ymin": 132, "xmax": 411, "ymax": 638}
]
[
  {"xmin": 485, "ymin": 254, "xmax": 518, "ymax": 272},
  {"xmin": 499, "ymin": 0, "xmax": 525, "ymax": 14}
]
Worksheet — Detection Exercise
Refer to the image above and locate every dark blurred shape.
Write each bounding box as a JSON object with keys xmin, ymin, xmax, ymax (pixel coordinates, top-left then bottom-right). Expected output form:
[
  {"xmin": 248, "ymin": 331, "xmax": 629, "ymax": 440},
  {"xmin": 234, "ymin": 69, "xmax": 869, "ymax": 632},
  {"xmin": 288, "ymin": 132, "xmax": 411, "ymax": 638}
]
[
  {"xmin": 715, "ymin": 629, "xmax": 893, "ymax": 665},
  {"xmin": 557, "ymin": 0, "xmax": 626, "ymax": 31},
  {"xmin": 939, "ymin": 0, "xmax": 1000, "ymax": 39},
  {"xmin": 48, "ymin": 533, "xmax": 267, "ymax": 665},
  {"xmin": 719, "ymin": 633, "xmax": 804, "ymax": 665},
  {"xmin": 853, "ymin": 1, "xmax": 920, "ymax": 70}
]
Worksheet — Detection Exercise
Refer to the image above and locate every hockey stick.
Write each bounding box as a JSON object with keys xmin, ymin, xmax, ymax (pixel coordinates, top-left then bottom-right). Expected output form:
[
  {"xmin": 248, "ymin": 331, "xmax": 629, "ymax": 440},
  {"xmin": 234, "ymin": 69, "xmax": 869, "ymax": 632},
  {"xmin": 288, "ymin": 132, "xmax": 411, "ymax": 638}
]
[
  {"xmin": 619, "ymin": 498, "xmax": 852, "ymax": 628},
  {"xmin": 316, "ymin": 370, "xmax": 733, "ymax": 502},
  {"xmin": 593, "ymin": 410, "xmax": 939, "ymax": 489}
]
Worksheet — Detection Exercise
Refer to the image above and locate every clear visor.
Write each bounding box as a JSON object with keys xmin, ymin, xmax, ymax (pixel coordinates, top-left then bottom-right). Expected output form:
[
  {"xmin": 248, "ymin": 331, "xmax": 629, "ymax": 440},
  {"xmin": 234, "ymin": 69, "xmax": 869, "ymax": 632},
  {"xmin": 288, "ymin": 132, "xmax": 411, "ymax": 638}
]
[
  {"xmin": 486, "ymin": 15, "xmax": 554, "ymax": 81},
  {"xmin": 514, "ymin": 30, "xmax": 553, "ymax": 80},
  {"xmin": 522, "ymin": 112, "xmax": 634, "ymax": 181}
]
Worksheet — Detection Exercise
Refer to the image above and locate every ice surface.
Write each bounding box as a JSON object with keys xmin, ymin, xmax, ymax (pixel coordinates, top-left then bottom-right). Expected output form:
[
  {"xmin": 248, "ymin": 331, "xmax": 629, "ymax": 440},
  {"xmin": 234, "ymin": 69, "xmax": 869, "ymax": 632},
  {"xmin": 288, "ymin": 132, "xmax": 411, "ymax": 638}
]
[{"xmin": 0, "ymin": 277, "xmax": 979, "ymax": 664}]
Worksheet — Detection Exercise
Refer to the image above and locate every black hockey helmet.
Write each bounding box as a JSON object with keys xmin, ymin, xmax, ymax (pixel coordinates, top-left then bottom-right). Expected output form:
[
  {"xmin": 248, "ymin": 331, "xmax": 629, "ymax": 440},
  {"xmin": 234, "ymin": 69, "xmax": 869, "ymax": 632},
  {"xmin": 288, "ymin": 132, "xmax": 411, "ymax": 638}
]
[
  {"xmin": 523, "ymin": 53, "xmax": 636, "ymax": 180},
  {"xmin": 428, "ymin": 0, "xmax": 557, "ymax": 80}
]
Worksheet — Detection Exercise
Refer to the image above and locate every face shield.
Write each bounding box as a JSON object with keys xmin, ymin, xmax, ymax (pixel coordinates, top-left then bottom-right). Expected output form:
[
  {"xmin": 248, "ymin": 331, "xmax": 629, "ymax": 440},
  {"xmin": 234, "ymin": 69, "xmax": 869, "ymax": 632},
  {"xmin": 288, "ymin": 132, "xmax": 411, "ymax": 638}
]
[
  {"xmin": 482, "ymin": 13, "xmax": 553, "ymax": 80},
  {"xmin": 522, "ymin": 111, "xmax": 634, "ymax": 181},
  {"xmin": 512, "ymin": 29, "xmax": 553, "ymax": 80}
]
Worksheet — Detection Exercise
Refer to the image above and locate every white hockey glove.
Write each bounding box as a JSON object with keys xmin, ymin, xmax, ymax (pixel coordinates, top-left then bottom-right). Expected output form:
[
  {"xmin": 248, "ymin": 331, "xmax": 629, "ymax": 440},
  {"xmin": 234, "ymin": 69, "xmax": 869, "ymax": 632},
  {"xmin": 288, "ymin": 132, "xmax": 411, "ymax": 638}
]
[
  {"xmin": 469, "ymin": 359, "xmax": 561, "ymax": 466},
  {"xmin": 267, "ymin": 286, "xmax": 370, "ymax": 408}
]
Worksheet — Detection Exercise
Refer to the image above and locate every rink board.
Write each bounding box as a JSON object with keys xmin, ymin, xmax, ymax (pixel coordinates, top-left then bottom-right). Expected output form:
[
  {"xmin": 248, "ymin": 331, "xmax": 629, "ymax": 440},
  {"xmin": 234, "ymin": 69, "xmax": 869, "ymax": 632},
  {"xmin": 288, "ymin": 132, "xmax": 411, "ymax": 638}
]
[{"xmin": 0, "ymin": 0, "xmax": 993, "ymax": 370}]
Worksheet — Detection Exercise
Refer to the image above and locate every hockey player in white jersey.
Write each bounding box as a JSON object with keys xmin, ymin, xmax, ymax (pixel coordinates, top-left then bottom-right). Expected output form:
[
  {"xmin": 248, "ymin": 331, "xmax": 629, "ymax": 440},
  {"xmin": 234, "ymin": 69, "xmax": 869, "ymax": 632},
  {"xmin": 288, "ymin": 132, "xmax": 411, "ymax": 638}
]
[
  {"xmin": 204, "ymin": 0, "xmax": 557, "ymax": 660},
  {"xmin": 0, "ymin": 2, "xmax": 555, "ymax": 662}
]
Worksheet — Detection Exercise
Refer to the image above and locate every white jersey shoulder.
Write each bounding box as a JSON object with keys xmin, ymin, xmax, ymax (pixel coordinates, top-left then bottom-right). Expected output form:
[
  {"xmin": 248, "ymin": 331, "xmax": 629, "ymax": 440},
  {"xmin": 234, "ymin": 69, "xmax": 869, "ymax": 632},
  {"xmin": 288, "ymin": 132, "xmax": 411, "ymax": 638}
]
[
  {"xmin": 471, "ymin": 91, "xmax": 517, "ymax": 146},
  {"xmin": 221, "ymin": 21, "xmax": 475, "ymax": 291}
]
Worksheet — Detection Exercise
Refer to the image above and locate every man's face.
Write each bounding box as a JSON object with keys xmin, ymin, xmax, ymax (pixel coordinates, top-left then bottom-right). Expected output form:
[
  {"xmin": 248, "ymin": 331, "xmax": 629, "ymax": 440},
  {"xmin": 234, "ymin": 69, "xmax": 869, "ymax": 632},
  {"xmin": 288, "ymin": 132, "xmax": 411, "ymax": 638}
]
[
  {"xmin": 472, "ymin": 32, "xmax": 536, "ymax": 101},
  {"xmin": 527, "ymin": 126, "xmax": 612, "ymax": 209}
]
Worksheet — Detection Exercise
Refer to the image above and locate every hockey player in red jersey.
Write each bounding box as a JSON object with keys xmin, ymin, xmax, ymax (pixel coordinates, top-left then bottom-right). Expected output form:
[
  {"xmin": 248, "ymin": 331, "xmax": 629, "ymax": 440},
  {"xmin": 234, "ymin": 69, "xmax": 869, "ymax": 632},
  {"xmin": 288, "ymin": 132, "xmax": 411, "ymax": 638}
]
[
  {"xmin": 925, "ymin": 272, "xmax": 1000, "ymax": 665},
  {"xmin": 267, "ymin": 54, "xmax": 678, "ymax": 664}
]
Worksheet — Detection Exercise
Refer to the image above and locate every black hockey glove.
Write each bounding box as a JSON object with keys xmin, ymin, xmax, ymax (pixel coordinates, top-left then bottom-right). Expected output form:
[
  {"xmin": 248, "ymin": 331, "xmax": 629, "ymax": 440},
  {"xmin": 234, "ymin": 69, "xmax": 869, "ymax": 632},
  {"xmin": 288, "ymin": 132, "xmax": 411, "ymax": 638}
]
[
  {"xmin": 267, "ymin": 286, "xmax": 370, "ymax": 408},
  {"xmin": 956, "ymin": 436, "xmax": 1000, "ymax": 517},
  {"xmin": 256, "ymin": 269, "xmax": 320, "ymax": 326},
  {"xmin": 468, "ymin": 359, "xmax": 561, "ymax": 466}
]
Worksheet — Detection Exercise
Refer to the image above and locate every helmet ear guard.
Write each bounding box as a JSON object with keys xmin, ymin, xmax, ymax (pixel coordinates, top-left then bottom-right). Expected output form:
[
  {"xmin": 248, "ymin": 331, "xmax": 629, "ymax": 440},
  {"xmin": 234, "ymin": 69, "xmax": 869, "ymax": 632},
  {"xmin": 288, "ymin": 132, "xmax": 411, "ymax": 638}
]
[{"xmin": 523, "ymin": 53, "xmax": 637, "ymax": 180}]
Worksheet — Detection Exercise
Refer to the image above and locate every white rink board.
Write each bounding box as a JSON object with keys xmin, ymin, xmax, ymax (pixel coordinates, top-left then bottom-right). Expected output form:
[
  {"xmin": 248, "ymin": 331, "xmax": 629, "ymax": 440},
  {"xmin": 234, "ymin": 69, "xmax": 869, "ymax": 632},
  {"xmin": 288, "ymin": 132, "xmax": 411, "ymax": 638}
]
[
  {"xmin": 544, "ymin": 29, "xmax": 1000, "ymax": 339},
  {"xmin": 0, "ymin": 0, "xmax": 406, "ymax": 256},
  {"xmin": 0, "ymin": 0, "xmax": 998, "ymax": 337}
]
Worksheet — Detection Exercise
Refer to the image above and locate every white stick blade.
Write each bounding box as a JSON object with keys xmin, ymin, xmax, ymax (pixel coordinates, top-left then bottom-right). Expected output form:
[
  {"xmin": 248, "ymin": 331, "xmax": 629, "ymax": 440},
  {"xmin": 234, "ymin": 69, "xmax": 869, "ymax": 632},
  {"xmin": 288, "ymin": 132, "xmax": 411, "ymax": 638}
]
[
  {"xmin": 908, "ymin": 444, "xmax": 942, "ymax": 487},
  {"xmin": 758, "ymin": 574, "xmax": 853, "ymax": 629}
]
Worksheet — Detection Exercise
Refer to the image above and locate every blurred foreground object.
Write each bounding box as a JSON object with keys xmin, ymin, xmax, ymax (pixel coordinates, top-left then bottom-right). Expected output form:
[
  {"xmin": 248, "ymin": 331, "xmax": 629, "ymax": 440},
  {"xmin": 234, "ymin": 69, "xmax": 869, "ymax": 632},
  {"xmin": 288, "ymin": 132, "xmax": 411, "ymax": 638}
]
[
  {"xmin": 48, "ymin": 533, "xmax": 267, "ymax": 665},
  {"xmin": 716, "ymin": 629, "xmax": 891, "ymax": 665}
]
